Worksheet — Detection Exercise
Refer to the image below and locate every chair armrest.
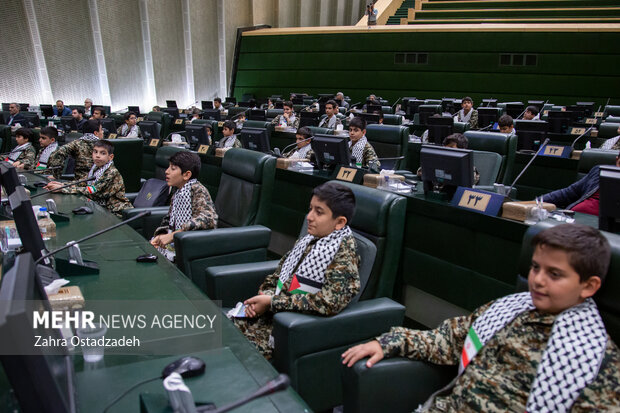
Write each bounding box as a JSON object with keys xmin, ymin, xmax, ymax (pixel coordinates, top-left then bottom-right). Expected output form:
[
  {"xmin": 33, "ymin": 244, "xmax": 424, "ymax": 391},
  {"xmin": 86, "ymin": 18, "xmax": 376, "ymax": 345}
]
[
  {"xmin": 125, "ymin": 192, "xmax": 139, "ymax": 203},
  {"xmin": 205, "ymin": 260, "xmax": 280, "ymax": 307},
  {"xmin": 342, "ymin": 358, "xmax": 456, "ymax": 413},
  {"xmin": 272, "ymin": 298, "xmax": 404, "ymax": 370},
  {"xmin": 122, "ymin": 206, "xmax": 169, "ymax": 237}
]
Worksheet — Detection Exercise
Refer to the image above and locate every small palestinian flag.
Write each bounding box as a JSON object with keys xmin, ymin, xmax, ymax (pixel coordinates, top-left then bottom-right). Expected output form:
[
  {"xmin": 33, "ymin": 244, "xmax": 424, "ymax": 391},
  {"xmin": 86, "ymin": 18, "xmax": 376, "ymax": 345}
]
[
  {"xmin": 86, "ymin": 185, "xmax": 97, "ymax": 194},
  {"xmin": 276, "ymin": 274, "xmax": 323, "ymax": 295}
]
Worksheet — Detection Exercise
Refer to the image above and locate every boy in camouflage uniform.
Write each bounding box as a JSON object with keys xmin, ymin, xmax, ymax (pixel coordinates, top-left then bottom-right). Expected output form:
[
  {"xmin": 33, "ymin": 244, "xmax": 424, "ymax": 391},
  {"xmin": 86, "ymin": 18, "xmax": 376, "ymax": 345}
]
[
  {"xmin": 217, "ymin": 120, "xmax": 242, "ymax": 148},
  {"xmin": 271, "ymin": 101, "xmax": 300, "ymax": 129},
  {"xmin": 150, "ymin": 151, "xmax": 217, "ymax": 261},
  {"xmin": 454, "ymin": 96, "xmax": 478, "ymax": 129},
  {"xmin": 7, "ymin": 128, "xmax": 37, "ymax": 170},
  {"xmin": 343, "ymin": 224, "xmax": 620, "ymax": 412},
  {"xmin": 348, "ymin": 117, "xmax": 380, "ymax": 169},
  {"xmin": 45, "ymin": 140, "xmax": 132, "ymax": 217},
  {"xmin": 230, "ymin": 182, "xmax": 360, "ymax": 359},
  {"xmin": 282, "ymin": 126, "xmax": 313, "ymax": 160},
  {"xmin": 48, "ymin": 119, "xmax": 102, "ymax": 180}
]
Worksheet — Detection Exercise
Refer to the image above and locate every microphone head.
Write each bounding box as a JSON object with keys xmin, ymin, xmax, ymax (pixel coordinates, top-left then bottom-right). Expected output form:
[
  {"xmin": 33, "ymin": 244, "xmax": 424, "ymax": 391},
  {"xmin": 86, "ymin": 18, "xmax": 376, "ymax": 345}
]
[
  {"xmin": 268, "ymin": 374, "xmax": 290, "ymax": 393},
  {"xmin": 273, "ymin": 148, "xmax": 281, "ymax": 156}
]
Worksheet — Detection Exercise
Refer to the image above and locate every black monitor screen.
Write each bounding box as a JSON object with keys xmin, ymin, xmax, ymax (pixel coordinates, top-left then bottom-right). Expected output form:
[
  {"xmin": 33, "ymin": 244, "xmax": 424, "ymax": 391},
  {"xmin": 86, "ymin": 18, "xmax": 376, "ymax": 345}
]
[
  {"xmin": 527, "ymin": 101, "xmax": 545, "ymax": 112},
  {"xmin": 318, "ymin": 94, "xmax": 334, "ymax": 103},
  {"xmin": 40, "ymin": 105, "xmax": 54, "ymax": 118},
  {"xmin": 7, "ymin": 186, "xmax": 49, "ymax": 262},
  {"xmin": 506, "ymin": 103, "xmax": 525, "ymax": 119},
  {"xmin": 366, "ymin": 104, "xmax": 382, "ymax": 114},
  {"xmin": 514, "ymin": 120, "xmax": 548, "ymax": 151},
  {"xmin": 225, "ymin": 97, "xmax": 237, "ymax": 104},
  {"xmin": 441, "ymin": 99, "xmax": 457, "ymax": 115},
  {"xmin": 1, "ymin": 103, "xmax": 10, "ymax": 111},
  {"xmin": 481, "ymin": 99, "xmax": 498, "ymax": 107},
  {"xmin": 127, "ymin": 106, "xmax": 140, "ymax": 114},
  {"xmin": 162, "ymin": 107, "xmax": 179, "ymax": 120},
  {"xmin": 166, "ymin": 100, "xmax": 177, "ymax": 108},
  {"xmin": 185, "ymin": 124, "xmax": 211, "ymax": 149},
  {"xmin": 358, "ymin": 113, "xmax": 380, "ymax": 125},
  {"xmin": 249, "ymin": 109, "xmax": 266, "ymax": 121},
  {"xmin": 565, "ymin": 106, "xmax": 585, "ymax": 123},
  {"xmin": 576, "ymin": 102, "xmax": 595, "ymax": 117},
  {"xmin": 300, "ymin": 111, "xmax": 319, "ymax": 127},
  {"xmin": 406, "ymin": 99, "xmax": 424, "ymax": 119},
  {"xmin": 202, "ymin": 109, "xmax": 221, "ymax": 121},
  {"xmin": 60, "ymin": 116, "xmax": 74, "ymax": 133},
  {"xmin": 427, "ymin": 116, "xmax": 454, "ymax": 145},
  {"xmin": 201, "ymin": 101, "xmax": 213, "ymax": 110},
  {"xmin": 420, "ymin": 145, "xmax": 474, "ymax": 196},
  {"xmin": 274, "ymin": 101, "xmax": 284, "ymax": 109},
  {"xmin": 292, "ymin": 97, "xmax": 303, "ymax": 105},
  {"xmin": 100, "ymin": 118, "xmax": 117, "ymax": 137},
  {"xmin": 599, "ymin": 165, "xmax": 620, "ymax": 233},
  {"xmin": 138, "ymin": 120, "xmax": 160, "ymax": 140},
  {"xmin": 240, "ymin": 127, "xmax": 271, "ymax": 153},
  {"xmin": 547, "ymin": 111, "xmax": 572, "ymax": 134},
  {"xmin": 477, "ymin": 108, "xmax": 499, "ymax": 129},
  {"xmin": 23, "ymin": 113, "xmax": 40, "ymax": 128},
  {"xmin": 419, "ymin": 106, "xmax": 438, "ymax": 126},
  {"xmin": 311, "ymin": 135, "xmax": 351, "ymax": 169}
]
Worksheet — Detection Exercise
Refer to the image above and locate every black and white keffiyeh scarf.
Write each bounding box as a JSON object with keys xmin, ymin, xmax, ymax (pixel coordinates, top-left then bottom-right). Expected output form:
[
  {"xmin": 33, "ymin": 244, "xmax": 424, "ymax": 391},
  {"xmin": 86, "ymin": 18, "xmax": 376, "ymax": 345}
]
[
  {"xmin": 275, "ymin": 226, "xmax": 352, "ymax": 295},
  {"xmin": 80, "ymin": 133, "xmax": 100, "ymax": 142},
  {"xmin": 169, "ymin": 179, "xmax": 197, "ymax": 231},
  {"xmin": 8, "ymin": 143, "xmax": 32, "ymax": 162},
  {"xmin": 290, "ymin": 144, "xmax": 311, "ymax": 159},
  {"xmin": 349, "ymin": 137, "xmax": 367, "ymax": 164},
  {"xmin": 119, "ymin": 124, "xmax": 138, "ymax": 137},
  {"xmin": 87, "ymin": 160, "xmax": 113, "ymax": 182},
  {"xmin": 459, "ymin": 292, "xmax": 607, "ymax": 413},
  {"xmin": 37, "ymin": 142, "xmax": 58, "ymax": 166},
  {"xmin": 457, "ymin": 108, "xmax": 473, "ymax": 124},
  {"xmin": 222, "ymin": 136, "xmax": 237, "ymax": 148}
]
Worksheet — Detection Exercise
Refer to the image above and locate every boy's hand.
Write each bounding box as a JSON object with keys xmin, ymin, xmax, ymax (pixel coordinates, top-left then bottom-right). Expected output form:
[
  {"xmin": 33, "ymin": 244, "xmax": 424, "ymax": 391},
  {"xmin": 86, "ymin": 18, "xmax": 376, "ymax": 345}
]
[
  {"xmin": 44, "ymin": 181, "xmax": 63, "ymax": 191},
  {"xmin": 156, "ymin": 232, "xmax": 175, "ymax": 246},
  {"xmin": 12, "ymin": 161, "xmax": 23, "ymax": 168},
  {"xmin": 341, "ymin": 341, "xmax": 384, "ymax": 368},
  {"xmin": 244, "ymin": 295, "xmax": 271, "ymax": 318}
]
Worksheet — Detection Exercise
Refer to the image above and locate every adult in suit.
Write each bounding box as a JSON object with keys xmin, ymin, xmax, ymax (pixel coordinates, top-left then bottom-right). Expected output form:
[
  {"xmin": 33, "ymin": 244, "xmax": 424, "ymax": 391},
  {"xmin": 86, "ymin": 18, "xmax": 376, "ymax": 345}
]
[
  {"xmin": 6, "ymin": 103, "xmax": 26, "ymax": 127},
  {"xmin": 53, "ymin": 100, "xmax": 71, "ymax": 117}
]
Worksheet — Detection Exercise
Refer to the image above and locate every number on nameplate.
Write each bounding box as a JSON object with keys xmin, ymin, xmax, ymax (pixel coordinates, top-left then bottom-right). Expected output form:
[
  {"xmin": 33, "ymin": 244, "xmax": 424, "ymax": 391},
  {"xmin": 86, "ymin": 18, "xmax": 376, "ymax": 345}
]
[
  {"xmin": 218, "ymin": 121, "xmax": 224, "ymax": 127},
  {"xmin": 198, "ymin": 144, "xmax": 210, "ymax": 154},
  {"xmin": 543, "ymin": 145, "xmax": 565, "ymax": 157},
  {"xmin": 108, "ymin": 133, "xmax": 117, "ymax": 139},
  {"xmin": 336, "ymin": 167, "xmax": 357, "ymax": 182},
  {"xmin": 585, "ymin": 118, "xmax": 597, "ymax": 125},
  {"xmin": 451, "ymin": 187, "xmax": 505, "ymax": 216},
  {"xmin": 149, "ymin": 139, "xmax": 160, "ymax": 147},
  {"xmin": 571, "ymin": 127, "xmax": 586, "ymax": 135},
  {"xmin": 175, "ymin": 119, "xmax": 183, "ymax": 125},
  {"xmin": 594, "ymin": 112, "xmax": 604, "ymax": 118},
  {"xmin": 457, "ymin": 189, "xmax": 492, "ymax": 212}
]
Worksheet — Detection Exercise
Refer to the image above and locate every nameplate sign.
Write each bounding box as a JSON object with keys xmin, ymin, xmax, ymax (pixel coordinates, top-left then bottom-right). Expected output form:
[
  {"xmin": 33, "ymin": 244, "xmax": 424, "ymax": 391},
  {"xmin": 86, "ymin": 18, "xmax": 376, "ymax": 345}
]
[
  {"xmin": 334, "ymin": 166, "xmax": 363, "ymax": 184},
  {"xmin": 108, "ymin": 133, "xmax": 117, "ymax": 139},
  {"xmin": 540, "ymin": 144, "xmax": 571, "ymax": 158},
  {"xmin": 149, "ymin": 139, "xmax": 160, "ymax": 147},
  {"xmin": 594, "ymin": 112, "xmax": 604, "ymax": 118},
  {"xmin": 137, "ymin": 117, "xmax": 144, "ymax": 122},
  {"xmin": 218, "ymin": 121, "xmax": 225, "ymax": 127},
  {"xmin": 48, "ymin": 121, "xmax": 55, "ymax": 127},
  {"xmin": 197, "ymin": 144, "xmax": 210, "ymax": 154},
  {"xmin": 174, "ymin": 119, "xmax": 183, "ymax": 125},
  {"xmin": 451, "ymin": 187, "xmax": 504, "ymax": 216},
  {"xmin": 585, "ymin": 118, "xmax": 597, "ymax": 125},
  {"xmin": 543, "ymin": 110, "xmax": 549, "ymax": 116},
  {"xmin": 570, "ymin": 127, "xmax": 586, "ymax": 135}
]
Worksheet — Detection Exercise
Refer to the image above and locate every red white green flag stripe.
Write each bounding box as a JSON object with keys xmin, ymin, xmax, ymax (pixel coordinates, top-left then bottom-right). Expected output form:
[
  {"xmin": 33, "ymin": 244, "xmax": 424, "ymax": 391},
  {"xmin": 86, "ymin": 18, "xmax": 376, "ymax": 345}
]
[{"xmin": 459, "ymin": 327, "xmax": 483, "ymax": 374}]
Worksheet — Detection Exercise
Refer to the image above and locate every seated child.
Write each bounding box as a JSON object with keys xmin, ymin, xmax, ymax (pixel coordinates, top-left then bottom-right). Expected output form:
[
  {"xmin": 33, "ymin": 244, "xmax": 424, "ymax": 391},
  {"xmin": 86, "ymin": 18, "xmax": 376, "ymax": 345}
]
[
  {"xmin": 7, "ymin": 128, "xmax": 37, "ymax": 170},
  {"xmin": 416, "ymin": 134, "xmax": 480, "ymax": 185},
  {"xmin": 271, "ymin": 101, "xmax": 300, "ymax": 129},
  {"xmin": 343, "ymin": 224, "xmax": 619, "ymax": 412},
  {"xmin": 523, "ymin": 105, "xmax": 540, "ymax": 120},
  {"xmin": 283, "ymin": 126, "xmax": 313, "ymax": 159},
  {"xmin": 349, "ymin": 117, "xmax": 380, "ymax": 169},
  {"xmin": 231, "ymin": 182, "xmax": 360, "ymax": 359},
  {"xmin": 33, "ymin": 126, "xmax": 59, "ymax": 170},
  {"xmin": 117, "ymin": 111, "xmax": 141, "ymax": 138},
  {"xmin": 217, "ymin": 120, "xmax": 242, "ymax": 148},
  {"xmin": 497, "ymin": 113, "xmax": 515, "ymax": 136},
  {"xmin": 48, "ymin": 119, "xmax": 102, "ymax": 180},
  {"xmin": 454, "ymin": 96, "xmax": 478, "ymax": 129},
  {"xmin": 150, "ymin": 151, "xmax": 217, "ymax": 261},
  {"xmin": 45, "ymin": 140, "xmax": 132, "ymax": 217}
]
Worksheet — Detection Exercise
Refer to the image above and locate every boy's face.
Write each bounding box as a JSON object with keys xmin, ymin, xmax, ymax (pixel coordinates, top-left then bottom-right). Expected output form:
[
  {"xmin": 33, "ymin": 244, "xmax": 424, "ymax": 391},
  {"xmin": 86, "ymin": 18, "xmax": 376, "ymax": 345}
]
[
  {"xmin": 528, "ymin": 245, "xmax": 600, "ymax": 314},
  {"xmin": 126, "ymin": 114, "xmax": 137, "ymax": 126},
  {"xmin": 15, "ymin": 135, "xmax": 27, "ymax": 146},
  {"xmin": 214, "ymin": 101, "xmax": 221, "ymax": 109},
  {"xmin": 444, "ymin": 142, "xmax": 458, "ymax": 148},
  {"xmin": 295, "ymin": 134, "xmax": 309, "ymax": 148},
  {"xmin": 284, "ymin": 106, "xmax": 293, "ymax": 116},
  {"xmin": 461, "ymin": 100, "xmax": 472, "ymax": 112},
  {"xmin": 39, "ymin": 134, "xmax": 55, "ymax": 148},
  {"xmin": 165, "ymin": 163, "xmax": 191, "ymax": 188},
  {"xmin": 307, "ymin": 196, "xmax": 346, "ymax": 238},
  {"xmin": 222, "ymin": 126, "xmax": 234, "ymax": 137},
  {"xmin": 325, "ymin": 104, "xmax": 336, "ymax": 117},
  {"xmin": 92, "ymin": 146, "xmax": 113, "ymax": 167},
  {"xmin": 500, "ymin": 124, "xmax": 514, "ymax": 134},
  {"xmin": 349, "ymin": 126, "xmax": 365, "ymax": 143},
  {"xmin": 523, "ymin": 110, "xmax": 534, "ymax": 120},
  {"xmin": 92, "ymin": 110, "xmax": 102, "ymax": 119}
]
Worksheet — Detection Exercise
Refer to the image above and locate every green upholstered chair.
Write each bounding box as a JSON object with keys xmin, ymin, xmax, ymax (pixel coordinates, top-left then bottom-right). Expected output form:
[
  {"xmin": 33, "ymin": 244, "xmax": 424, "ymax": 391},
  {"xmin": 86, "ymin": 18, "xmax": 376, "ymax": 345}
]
[
  {"xmin": 603, "ymin": 105, "xmax": 620, "ymax": 118},
  {"xmin": 604, "ymin": 116, "xmax": 620, "ymax": 123},
  {"xmin": 109, "ymin": 138, "xmax": 143, "ymax": 192},
  {"xmin": 595, "ymin": 122, "xmax": 620, "ymax": 148},
  {"xmin": 227, "ymin": 107, "xmax": 249, "ymax": 120},
  {"xmin": 472, "ymin": 150, "xmax": 503, "ymax": 186},
  {"xmin": 453, "ymin": 121, "xmax": 470, "ymax": 134},
  {"xmin": 576, "ymin": 149, "xmax": 619, "ymax": 180},
  {"xmin": 464, "ymin": 131, "xmax": 518, "ymax": 184},
  {"xmin": 383, "ymin": 114, "xmax": 403, "ymax": 125},
  {"xmin": 381, "ymin": 105, "xmax": 393, "ymax": 114},
  {"xmin": 145, "ymin": 111, "xmax": 171, "ymax": 139},
  {"xmin": 108, "ymin": 113, "xmax": 125, "ymax": 129},
  {"xmin": 266, "ymin": 109, "xmax": 283, "ymax": 120},
  {"xmin": 0, "ymin": 125, "xmax": 11, "ymax": 153},
  {"xmin": 342, "ymin": 223, "xmax": 620, "ymax": 413},
  {"xmin": 307, "ymin": 126, "xmax": 333, "ymax": 136},
  {"xmin": 242, "ymin": 120, "xmax": 272, "ymax": 131},
  {"xmin": 204, "ymin": 181, "xmax": 406, "ymax": 411},
  {"xmin": 365, "ymin": 124, "xmax": 409, "ymax": 170}
]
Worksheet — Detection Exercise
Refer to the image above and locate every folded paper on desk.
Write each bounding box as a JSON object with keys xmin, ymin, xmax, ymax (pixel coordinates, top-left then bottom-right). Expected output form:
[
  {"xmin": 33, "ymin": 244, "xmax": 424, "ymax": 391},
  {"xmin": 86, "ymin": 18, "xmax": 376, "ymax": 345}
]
[{"xmin": 226, "ymin": 302, "xmax": 247, "ymax": 319}]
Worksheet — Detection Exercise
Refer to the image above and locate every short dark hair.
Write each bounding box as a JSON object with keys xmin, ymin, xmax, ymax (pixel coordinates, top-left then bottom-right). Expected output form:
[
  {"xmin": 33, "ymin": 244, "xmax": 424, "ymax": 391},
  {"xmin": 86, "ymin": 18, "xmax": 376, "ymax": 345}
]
[
  {"xmin": 325, "ymin": 100, "xmax": 338, "ymax": 110},
  {"xmin": 40, "ymin": 126, "xmax": 58, "ymax": 140},
  {"xmin": 94, "ymin": 140, "xmax": 114, "ymax": 154},
  {"xmin": 462, "ymin": 96, "xmax": 473, "ymax": 104},
  {"xmin": 283, "ymin": 100, "xmax": 293, "ymax": 109},
  {"xmin": 296, "ymin": 126, "xmax": 312, "ymax": 139},
  {"xmin": 169, "ymin": 151, "xmax": 201, "ymax": 179},
  {"xmin": 204, "ymin": 123, "xmax": 212, "ymax": 132},
  {"xmin": 498, "ymin": 114, "xmax": 514, "ymax": 128},
  {"xmin": 93, "ymin": 106, "xmax": 106, "ymax": 117},
  {"xmin": 222, "ymin": 120, "xmax": 236, "ymax": 131},
  {"xmin": 124, "ymin": 111, "xmax": 137, "ymax": 121},
  {"xmin": 532, "ymin": 224, "xmax": 611, "ymax": 283},
  {"xmin": 525, "ymin": 105, "xmax": 539, "ymax": 116},
  {"xmin": 443, "ymin": 133, "xmax": 468, "ymax": 148},
  {"xmin": 214, "ymin": 97, "xmax": 222, "ymax": 104},
  {"xmin": 84, "ymin": 119, "xmax": 102, "ymax": 134},
  {"xmin": 349, "ymin": 116, "xmax": 366, "ymax": 130},
  {"xmin": 312, "ymin": 182, "xmax": 356, "ymax": 224},
  {"xmin": 15, "ymin": 128, "xmax": 34, "ymax": 142},
  {"xmin": 73, "ymin": 107, "xmax": 84, "ymax": 115}
]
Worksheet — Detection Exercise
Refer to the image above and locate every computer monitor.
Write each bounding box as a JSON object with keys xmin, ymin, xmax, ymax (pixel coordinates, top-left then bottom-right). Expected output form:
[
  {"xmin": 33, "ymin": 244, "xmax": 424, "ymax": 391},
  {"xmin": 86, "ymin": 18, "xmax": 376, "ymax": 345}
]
[
  {"xmin": 162, "ymin": 107, "xmax": 180, "ymax": 120},
  {"xmin": 505, "ymin": 103, "xmax": 525, "ymax": 119},
  {"xmin": 477, "ymin": 107, "xmax": 499, "ymax": 129},
  {"xmin": 39, "ymin": 104, "xmax": 54, "ymax": 118},
  {"xmin": 547, "ymin": 111, "xmax": 572, "ymax": 134},
  {"xmin": 249, "ymin": 109, "xmax": 266, "ymax": 121},
  {"xmin": 599, "ymin": 165, "xmax": 620, "ymax": 233},
  {"xmin": 100, "ymin": 118, "xmax": 117, "ymax": 137},
  {"xmin": 406, "ymin": 99, "xmax": 424, "ymax": 120},
  {"xmin": 238, "ymin": 101, "xmax": 251, "ymax": 108},
  {"xmin": 527, "ymin": 100, "xmax": 545, "ymax": 112},
  {"xmin": 239, "ymin": 127, "xmax": 271, "ymax": 153},
  {"xmin": 514, "ymin": 120, "xmax": 548, "ymax": 151},
  {"xmin": 358, "ymin": 113, "xmax": 380, "ymax": 125},
  {"xmin": 366, "ymin": 104, "xmax": 382, "ymax": 114},
  {"xmin": 420, "ymin": 145, "xmax": 474, "ymax": 197},
  {"xmin": 418, "ymin": 106, "xmax": 438, "ymax": 126},
  {"xmin": 166, "ymin": 100, "xmax": 178, "ymax": 108},
  {"xmin": 481, "ymin": 99, "xmax": 498, "ymax": 107},
  {"xmin": 565, "ymin": 106, "xmax": 586, "ymax": 123},
  {"xmin": 441, "ymin": 98, "xmax": 457, "ymax": 115},
  {"xmin": 292, "ymin": 97, "xmax": 304, "ymax": 105},
  {"xmin": 576, "ymin": 101, "xmax": 595, "ymax": 117},
  {"xmin": 427, "ymin": 116, "xmax": 454, "ymax": 145},
  {"xmin": 225, "ymin": 97, "xmax": 237, "ymax": 104},
  {"xmin": 138, "ymin": 120, "xmax": 161, "ymax": 140},
  {"xmin": 185, "ymin": 124, "xmax": 212, "ymax": 150},
  {"xmin": 274, "ymin": 101, "xmax": 284, "ymax": 109},
  {"xmin": 317, "ymin": 94, "xmax": 334, "ymax": 103},
  {"xmin": 1, "ymin": 161, "xmax": 21, "ymax": 195},
  {"xmin": 60, "ymin": 116, "xmax": 74, "ymax": 133},
  {"xmin": 300, "ymin": 111, "xmax": 319, "ymax": 127},
  {"xmin": 127, "ymin": 105, "xmax": 140, "ymax": 114},
  {"xmin": 1, "ymin": 103, "xmax": 10, "ymax": 111},
  {"xmin": 22, "ymin": 112, "xmax": 40, "ymax": 128},
  {"xmin": 202, "ymin": 109, "xmax": 221, "ymax": 121},
  {"xmin": 0, "ymin": 253, "xmax": 77, "ymax": 413},
  {"xmin": 311, "ymin": 135, "xmax": 352, "ymax": 170},
  {"xmin": 201, "ymin": 101, "xmax": 213, "ymax": 110}
]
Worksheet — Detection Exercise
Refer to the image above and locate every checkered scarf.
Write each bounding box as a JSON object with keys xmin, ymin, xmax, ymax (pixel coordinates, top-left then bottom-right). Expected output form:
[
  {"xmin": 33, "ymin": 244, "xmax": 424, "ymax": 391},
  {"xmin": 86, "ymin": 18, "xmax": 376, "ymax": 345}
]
[
  {"xmin": 275, "ymin": 225, "xmax": 352, "ymax": 295},
  {"xmin": 290, "ymin": 144, "xmax": 311, "ymax": 159},
  {"xmin": 37, "ymin": 142, "xmax": 58, "ymax": 166},
  {"xmin": 457, "ymin": 109, "xmax": 472, "ymax": 123},
  {"xmin": 87, "ymin": 160, "xmax": 113, "ymax": 182},
  {"xmin": 462, "ymin": 292, "xmax": 607, "ymax": 413},
  {"xmin": 7, "ymin": 143, "xmax": 31, "ymax": 162},
  {"xmin": 222, "ymin": 136, "xmax": 237, "ymax": 148},
  {"xmin": 80, "ymin": 133, "xmax": 100, "ymax": 142},
  {"xmin": 349, "ymin": 137, "xmax": 367, "ymax": 164},
  {"xmin": 169, "ymin": 179, "xmax": 197, "ymax": 231}
]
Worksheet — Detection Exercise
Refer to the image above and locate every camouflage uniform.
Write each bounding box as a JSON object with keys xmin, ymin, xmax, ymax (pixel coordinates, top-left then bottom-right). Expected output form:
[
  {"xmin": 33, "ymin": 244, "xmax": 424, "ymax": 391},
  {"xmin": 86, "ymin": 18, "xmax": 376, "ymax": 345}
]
[
  {"xmin": 283, "ymin": 146, "xmax": 313, "ymax": 160},
  {"xmin": 48, "ymin": 136, "xmax": 96, "ymax": 180},
  {"xmin": 376, "ymin": 301, "xmax": 620, "ymax": 412},
  {"xmin": 318, "ymin": 115, "xmax": 343, "ymax": 130},
  {"xmin": 34, "ymin": 144, "xmax": 59, "ymax": 169},
  {"xmin": 233, "ymin": 234, "xmax": 360, "ymax": 359},
  {"xmin": 10, "ymin": 144, "xmax": 37, "ymax": 170},
  {"xmin": 61, "ymin": 163, "xmax": 132, "ymax": 217},
  {"xmin": 351, "ymin": 141, "xmax": 381, "ymax": 169},
  {"xmin": 456, "ymin": 109, "xmax": 479, "ymax": 130},
  {"xmin": 218, "ymin": 136, "xmax": 242, "ymax": 149},
  {"xmin": 154, "ymin": 181, "xmax": 217, "ymax": 235},
  {"xmin": 116, "ymin": 124, "xmax": 142, "ymax": 138},
  {"xmin": 271, "ymin": 113, "xmax": 300, "ymax": 129}
]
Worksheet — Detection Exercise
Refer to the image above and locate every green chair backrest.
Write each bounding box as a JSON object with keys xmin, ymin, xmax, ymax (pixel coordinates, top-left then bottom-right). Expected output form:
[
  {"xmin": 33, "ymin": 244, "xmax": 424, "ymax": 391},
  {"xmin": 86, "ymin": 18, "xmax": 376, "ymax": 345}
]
[
  {"xmin": 453, "ymin": 121, "xmax": 469, "ymax": 134},
  {"xmin": 383, "ymin": 114, "xmax": 402, "ymax": 125},
  {"xmin": 598, "ymin": 122, "xmax": 620, "ymax": 140},
  {"xmin": 473, "ymin": 150, "xmax": 503, "ymax": 186},
  {"xmin": 266, "ymin": 109, "xmax": 283, "ymax": 119},
  {"xmin": 576, "ymin": 149, "xmax": 619, "ymax": 179},
  {"xmin": 0, "ymin": 125, "xmax": 10, "ymax": 153},
  {"xmin": 110, "ymin": 138, "xmax": 143, "ymax": 192},
  {"xmin": 307, "ymin": 126, "xmax": 333, "ymax": 136},
  {"xmin": 154, "ymin": 146, "xmax": 187, "ymax": 180},
  {"xmin": 464, "ymin": 131, "xmax": 517, "ymax": 184},
  {"xmin": 604, "ymin": 105, "xmax": 620, "ymax": 118},
  {"xmin": 227, "ymin": 107, "xmax": 249, "ymax": 120},
  {"xmin": 108, "ymin": 113, "xmax": 125, "ymax": 129},
  {"xmin": 424, "ymin": 99, "xmax": 441, "ymax": 105},
  {"xmin": 365, "ymin": 124, "xmax": 409, "ymax": 170},
  {"xmin": 381, "ymin": 105, "xmax": 393, "ymax": 114},
  {"xmin": 243, "ymin": 120, "xmax": 272, "ymax": 131},
  {"xmin": 604, "ymin": 116, "xmax": 620, "ymax": 123},
  {"xmin": 146, "ymin": 111, "xmax": 171, "ymax": 139}
]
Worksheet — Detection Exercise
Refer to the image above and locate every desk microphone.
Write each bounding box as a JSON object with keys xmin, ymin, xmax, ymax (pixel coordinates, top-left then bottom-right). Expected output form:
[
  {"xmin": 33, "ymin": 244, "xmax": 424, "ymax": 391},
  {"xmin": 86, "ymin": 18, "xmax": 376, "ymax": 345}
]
[
  {"xmin": 570, "ymin": 126, "xmax": 594, "ymax": 149},
  {"xmin": 22, "ymin": 166, "xmax": 62, "ymax": 174},
  {"xmin": 34, "ymin": 210, "xmax": 151, "ymax": 265},
  {"xmin": 279, "ymin": 136, "xmax": 313, "ymax": 156},
  {"xmin": 506, "ymin": 137, "xmax": 550, "ymax": 196},
  {"xmin": 30, "ymin": 176, "xmax": 96, "ymax": 199},
  {"xmin": 391, "ymin": 97, "xmax": 402, "ymax": 111},
  {"xmin": 478, "ymin": 123, "xmax": 494, "ymax": 131},
  {"xmin": 197, "ymin": 374, "xmax": 290, "ymax": 413},
  {"xmin": 515, "ymin": 108, "xmax": 527, "ymax": 120},
  {"xmin": 230, "ymin": 108, "xmax": 251, "ymax": 121}
]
